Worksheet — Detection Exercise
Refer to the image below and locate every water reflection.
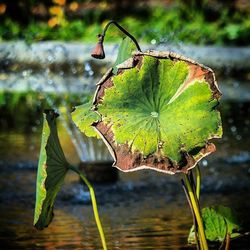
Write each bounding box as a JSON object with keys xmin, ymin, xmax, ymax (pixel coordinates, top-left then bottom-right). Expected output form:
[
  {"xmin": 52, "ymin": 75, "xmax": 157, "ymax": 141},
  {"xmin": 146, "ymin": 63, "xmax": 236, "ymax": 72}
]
[{"xmin": 0, "ymin": 169, "xmax": 249, "ymax": 250}]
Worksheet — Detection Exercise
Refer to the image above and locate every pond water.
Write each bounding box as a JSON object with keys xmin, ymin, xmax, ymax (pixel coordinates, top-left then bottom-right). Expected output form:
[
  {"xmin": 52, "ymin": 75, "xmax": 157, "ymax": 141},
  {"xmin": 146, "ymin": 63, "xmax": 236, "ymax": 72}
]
[
  {"xmin": 0, "ymin": 166, "xmax": 250, "ymax": 250},
  {"xmin": 0, "ymin": 63, "xmax": 250, "ymax": 249}
]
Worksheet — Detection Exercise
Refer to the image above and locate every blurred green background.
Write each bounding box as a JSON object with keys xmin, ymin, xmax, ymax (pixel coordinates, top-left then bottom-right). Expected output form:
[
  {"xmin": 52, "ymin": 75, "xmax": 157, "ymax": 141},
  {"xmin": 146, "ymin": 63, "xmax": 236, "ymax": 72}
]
[{"xmin": 0, "ymin": 0, "xmax": 249, "ymax": 45}]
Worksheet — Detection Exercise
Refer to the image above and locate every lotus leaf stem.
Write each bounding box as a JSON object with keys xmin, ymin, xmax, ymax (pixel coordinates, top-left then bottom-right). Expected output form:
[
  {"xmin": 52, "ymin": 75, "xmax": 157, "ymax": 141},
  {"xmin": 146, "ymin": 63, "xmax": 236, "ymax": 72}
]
[
  {"xmin": 182, "ymin": 179, "xmax": 200, "ymax": 250},
  {"xmin": 195, "ymin": 165, "xmax": 201, "ymax": 200},
  {"xmin": 69, "ymin": 165, "xmax": 108, "ymax": 250},
  {"xmin": 183, "ymin": 174, "xmax": 208, "ymax": 250},
  {"xmin": 225, "ymin": 234, "xmax": 230, "ymax": 250}
]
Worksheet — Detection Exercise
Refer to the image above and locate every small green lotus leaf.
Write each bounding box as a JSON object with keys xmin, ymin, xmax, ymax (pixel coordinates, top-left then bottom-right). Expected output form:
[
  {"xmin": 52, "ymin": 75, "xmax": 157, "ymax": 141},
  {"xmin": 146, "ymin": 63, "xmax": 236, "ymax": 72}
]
[
  {"xmin": 71, "ymin": 101, "xmax": 101, "ymax": 138},
  {"xmin": 34, "ymin": 110, "xmax": 69, "ymax": 230},
  {"xmin": 188, "ymin": 206, "xmax": 242, "ymax": 243},
  {"xmin": 93, "ymin": 52, "xmax": 222, "ymax": 173},
  {"xmin": 214, "ymin": 205, "xmax": 242, "ymax": 235},
  {"xmin": 113, "ymin": 37, "xmax": 137, "ymax": 74}
]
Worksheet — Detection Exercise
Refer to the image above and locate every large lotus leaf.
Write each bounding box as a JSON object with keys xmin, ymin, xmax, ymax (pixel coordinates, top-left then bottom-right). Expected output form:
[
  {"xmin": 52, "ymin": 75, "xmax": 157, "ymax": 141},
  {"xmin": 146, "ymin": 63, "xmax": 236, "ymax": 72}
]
[
  {"xmin": 93, "ymin": 51, "xmax": 222, "ymax": 173},
  {"xmin": 34, "ymin": 110, "xmax": 69, "ymax": 230},
  {"xmin": 188, "ymin": 206, "xmax": 242, "ymax": 243},
  {"xmin": 72, "ymin": 101, "xmax": 101, "ymax": 138}
]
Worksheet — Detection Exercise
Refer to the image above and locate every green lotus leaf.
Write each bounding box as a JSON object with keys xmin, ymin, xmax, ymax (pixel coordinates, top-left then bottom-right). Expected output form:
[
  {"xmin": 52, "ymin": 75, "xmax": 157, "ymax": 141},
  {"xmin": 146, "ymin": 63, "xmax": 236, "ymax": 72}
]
[
  {"xmin": 188, "ymin": 206, "xmax": 242, "ymax": 243},
  {"xmin": 72, "ymin": 101, "xmax": 101, "ymax": 138},
  {"xmin": 34, "ymin": 110, "xmax": 69, "ymax": 230},
  {"xmin": 113, "ymin": 37, "xmax": 137, "ymax": 74},
  {"xmin": 93, "ymin": 52, "xmax": 222, "ymax": 173}
]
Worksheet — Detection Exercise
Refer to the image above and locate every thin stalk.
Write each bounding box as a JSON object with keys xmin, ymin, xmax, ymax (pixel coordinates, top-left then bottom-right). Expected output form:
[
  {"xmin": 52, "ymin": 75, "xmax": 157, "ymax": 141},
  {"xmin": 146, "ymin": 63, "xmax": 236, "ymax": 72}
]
[
  {"xmin": 181, "ymin": 179, "xmax": 200, "ymax": 250},
  {"xmin": 101, "ymin": 20, "xmax": 142, "ymax": 52},
  {"xmin": 189, "ymin": 170, "xmax": 197, "ymax": 197},
  {"xmin": 69, "ymin": 165, "xmax": 108, "ymax": 250},
  {"xmin": 219, "ymin": 220, "xmax": 230, "ymax": 250},
  {"xmin": 195, "ymin": 164, "xmax": 201, "ymax": 200},
  {"xmin": 225, "ymin": 234, "xmax": 230, "ymax": 250},
  {"xmin": 183, "ymin": 174, "xmax": 209, "ymax": 250}
]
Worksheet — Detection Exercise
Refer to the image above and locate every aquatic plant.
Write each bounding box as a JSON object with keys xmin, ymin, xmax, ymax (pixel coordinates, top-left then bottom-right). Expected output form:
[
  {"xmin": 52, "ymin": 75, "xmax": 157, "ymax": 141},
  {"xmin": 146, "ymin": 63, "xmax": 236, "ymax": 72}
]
[
  {"xmin": 81, "ymin": 21, "xmax": 222, "ymax": 249},
  {"xmin": 34, "ymin": 21, "xmax": 243, "ymax": 250},
  {"xmin": 34, "ymin": 110, "xmax": 107, "ymax": 249}
]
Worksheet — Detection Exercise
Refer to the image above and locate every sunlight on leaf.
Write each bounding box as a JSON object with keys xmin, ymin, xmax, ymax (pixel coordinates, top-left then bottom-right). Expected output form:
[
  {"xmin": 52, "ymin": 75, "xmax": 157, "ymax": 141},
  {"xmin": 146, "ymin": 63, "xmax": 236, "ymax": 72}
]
[{"xmin": 71, "ymin": 101, "xmax": 101, "ymax": 138}]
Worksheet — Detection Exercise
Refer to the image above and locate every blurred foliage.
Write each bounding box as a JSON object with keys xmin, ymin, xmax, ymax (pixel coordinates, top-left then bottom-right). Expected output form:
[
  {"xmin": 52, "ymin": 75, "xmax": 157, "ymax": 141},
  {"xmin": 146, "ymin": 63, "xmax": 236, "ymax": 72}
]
[
  {"xmin": 0, "ymin": 0, "xmax": 249, "ymax": 45},
  {"xmin": 0, "ymin": 90, "xmax": 90, "ymax": 130}
]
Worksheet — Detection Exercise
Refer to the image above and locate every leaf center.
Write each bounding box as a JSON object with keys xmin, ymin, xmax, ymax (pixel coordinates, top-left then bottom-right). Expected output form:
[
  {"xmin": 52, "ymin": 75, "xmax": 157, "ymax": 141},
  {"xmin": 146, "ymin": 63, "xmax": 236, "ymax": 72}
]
[{"xmin": 150, "ymin": 111, "xmax": 159, "ymax": 118}]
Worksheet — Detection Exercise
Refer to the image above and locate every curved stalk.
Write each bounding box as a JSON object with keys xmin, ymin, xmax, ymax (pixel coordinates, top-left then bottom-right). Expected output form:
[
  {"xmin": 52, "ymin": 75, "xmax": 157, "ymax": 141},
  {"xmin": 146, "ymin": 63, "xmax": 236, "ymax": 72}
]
[
  {"xmin": 69, "ymin": 165, "xmax": 108, "ymax": 250},
  {"xmin": 183, "ymin": 174, "xmax": 208, "ymax": 250},
  {"xmin": 91, "ymin": 20, "xmax": 142, "ymax": 59},
  {"xmin": 101, "ymin": 20, "xmax": 142, "ymax": 52},
  {"xmin": 195, "ymin": 164, "xmax": 201, "ymax": 200}
]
